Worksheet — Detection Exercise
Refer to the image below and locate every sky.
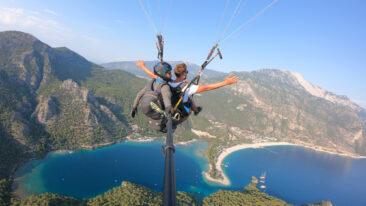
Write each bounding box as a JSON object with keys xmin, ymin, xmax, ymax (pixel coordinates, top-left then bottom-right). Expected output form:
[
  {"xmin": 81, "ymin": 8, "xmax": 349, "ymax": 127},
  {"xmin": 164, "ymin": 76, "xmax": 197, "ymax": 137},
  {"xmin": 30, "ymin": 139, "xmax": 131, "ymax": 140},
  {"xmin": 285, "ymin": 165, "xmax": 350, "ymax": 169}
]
[{"xmin": 0, "ymin": 0, "xmax": 365, "ymax": 108}]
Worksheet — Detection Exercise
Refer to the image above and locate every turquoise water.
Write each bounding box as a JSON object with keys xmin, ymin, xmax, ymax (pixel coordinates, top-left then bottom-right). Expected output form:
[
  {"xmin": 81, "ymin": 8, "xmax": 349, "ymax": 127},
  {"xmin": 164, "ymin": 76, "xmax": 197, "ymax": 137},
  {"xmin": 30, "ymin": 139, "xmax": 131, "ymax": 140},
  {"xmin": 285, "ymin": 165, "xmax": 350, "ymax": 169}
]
[
  {"xmin": 14, "ymin": 141, "xmax": 366, "ymax": 205},
  {"xmin": 224, "ymin": 146, "xmax": 366, "ymax": 206},
  {"xmin": 14, "ymin": 140, "xmax": 221, "ymax": 199}
]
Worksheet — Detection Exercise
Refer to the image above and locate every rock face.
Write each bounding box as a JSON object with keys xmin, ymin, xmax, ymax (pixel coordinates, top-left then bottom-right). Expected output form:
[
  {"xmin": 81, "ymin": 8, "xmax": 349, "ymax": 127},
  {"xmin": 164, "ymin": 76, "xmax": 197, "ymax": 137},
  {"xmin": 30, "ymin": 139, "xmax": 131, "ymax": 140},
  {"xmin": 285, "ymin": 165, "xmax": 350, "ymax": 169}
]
[
  {"xmin": 0, "ymin": 31, "xmax": 126, "ymax": 146},
  {"xmin": 34, "ymin": 78, "xmax": 125, "ymax": 146},
  {"xmin": 34, "ymin": 96, "xmax": 58, "ymax": 124},
  {"xmin": 291, "ymin": 71, "xmax": 359, "ymax": 110}
]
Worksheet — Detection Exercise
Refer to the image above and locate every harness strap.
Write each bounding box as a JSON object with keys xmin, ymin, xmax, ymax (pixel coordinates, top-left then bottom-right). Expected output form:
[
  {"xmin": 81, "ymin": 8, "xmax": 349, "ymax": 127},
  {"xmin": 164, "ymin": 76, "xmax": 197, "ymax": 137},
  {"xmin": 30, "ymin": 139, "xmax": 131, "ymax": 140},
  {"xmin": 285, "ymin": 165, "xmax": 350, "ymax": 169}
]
[{"xmin": 150, "ymin": 79, "xmax": 168, "ymax": 109}]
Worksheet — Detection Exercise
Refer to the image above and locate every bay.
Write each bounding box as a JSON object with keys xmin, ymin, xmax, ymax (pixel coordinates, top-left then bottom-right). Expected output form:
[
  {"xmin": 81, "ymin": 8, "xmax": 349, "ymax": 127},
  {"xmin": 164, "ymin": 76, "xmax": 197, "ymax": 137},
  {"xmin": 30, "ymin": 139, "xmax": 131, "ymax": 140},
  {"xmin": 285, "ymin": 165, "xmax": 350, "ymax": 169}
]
[
  {"xmin": 14, "ymin": 141, "xmax": 366, "ymax": 205},
  {"xmin": 14, "ymin": 140, "xmax": 220, "ymax": 199}
]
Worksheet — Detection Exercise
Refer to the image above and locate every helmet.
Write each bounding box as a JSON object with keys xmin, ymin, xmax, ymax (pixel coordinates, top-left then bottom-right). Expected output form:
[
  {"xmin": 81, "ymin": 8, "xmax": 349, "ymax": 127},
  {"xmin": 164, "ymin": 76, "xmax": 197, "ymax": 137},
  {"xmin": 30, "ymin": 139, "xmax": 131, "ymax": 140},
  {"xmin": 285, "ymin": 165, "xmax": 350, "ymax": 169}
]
[{"xmin": 154, "ymin": 62, "xmax": 172, "ymax": 81}]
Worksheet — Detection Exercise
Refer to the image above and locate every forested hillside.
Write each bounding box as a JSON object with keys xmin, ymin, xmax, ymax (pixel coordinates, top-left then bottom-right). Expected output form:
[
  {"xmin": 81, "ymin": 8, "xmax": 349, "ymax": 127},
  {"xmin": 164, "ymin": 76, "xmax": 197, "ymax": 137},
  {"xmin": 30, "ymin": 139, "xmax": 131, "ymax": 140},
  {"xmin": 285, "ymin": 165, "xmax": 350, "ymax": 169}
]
[{"xmin": 0, "ymin": 31, "xmax": 156, "ymax": 181}]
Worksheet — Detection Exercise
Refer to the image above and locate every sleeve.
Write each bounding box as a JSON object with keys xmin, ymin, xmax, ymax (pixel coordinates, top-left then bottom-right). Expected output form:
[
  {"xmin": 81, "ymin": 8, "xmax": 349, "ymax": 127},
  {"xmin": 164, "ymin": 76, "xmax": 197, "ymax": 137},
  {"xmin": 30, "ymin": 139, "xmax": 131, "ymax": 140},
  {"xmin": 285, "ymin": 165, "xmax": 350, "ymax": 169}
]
[
  {"xmin": 161, "ymin": 84, "xmax": 172, "ymax": 108},
  {"xmin": 132, "ymin": 87, "xmax": 146, "ymax": 109},
  {"xmin": 183, "ymin": 84, "xmax": 199, "ymax": 102}
]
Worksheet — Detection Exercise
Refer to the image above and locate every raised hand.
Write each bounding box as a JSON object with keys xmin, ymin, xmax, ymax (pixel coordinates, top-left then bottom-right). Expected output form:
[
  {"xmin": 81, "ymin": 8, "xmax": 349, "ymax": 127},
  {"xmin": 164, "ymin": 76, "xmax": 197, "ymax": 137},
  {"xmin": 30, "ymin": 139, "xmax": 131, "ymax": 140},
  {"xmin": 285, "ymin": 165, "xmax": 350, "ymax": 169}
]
[
  {"xmin": 136, "ymin": 60, "xmax": 145, "ymax": 68},
  {"xmin": 224, "ymin": 74, "xmax": 238, "ymax": 85}
]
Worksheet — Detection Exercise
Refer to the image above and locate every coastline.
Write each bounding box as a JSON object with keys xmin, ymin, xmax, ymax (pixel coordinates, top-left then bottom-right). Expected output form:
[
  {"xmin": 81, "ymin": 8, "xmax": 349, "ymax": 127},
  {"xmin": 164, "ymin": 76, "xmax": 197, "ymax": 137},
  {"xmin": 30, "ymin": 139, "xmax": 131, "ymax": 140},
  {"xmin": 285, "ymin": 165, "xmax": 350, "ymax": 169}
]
[
  {"xmin": 203, "ymin": 141, "xmax": 366, "ymax": 186},
  {"xmin": 14, "ymin": 131, "xmax": 366, "ymax": 189},
  {"xmin": 293, "ymin": 143, "xmax": 366, "ymax": 159},
  {"xmin": 203, "ymin": 142, "xmax": 295, "ymax": 186},
  {"xmin": 126, "ymin": 137, "xmax": 155, "ymax": 143},
  {"xmin": 27, "ymin": 136, "xmax": 198, "ymax": 162}
]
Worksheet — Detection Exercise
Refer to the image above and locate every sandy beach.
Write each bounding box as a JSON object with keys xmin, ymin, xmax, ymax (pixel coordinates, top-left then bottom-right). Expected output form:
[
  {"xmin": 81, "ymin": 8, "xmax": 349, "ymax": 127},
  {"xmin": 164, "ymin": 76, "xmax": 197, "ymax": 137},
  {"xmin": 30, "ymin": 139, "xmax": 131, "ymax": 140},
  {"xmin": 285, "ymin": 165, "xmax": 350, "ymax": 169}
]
[
  {"xmin": 203, "ymin": 142, "xmax": 295, "ymax": 185},
  {"xmin": 126, "ymin": 137, "xmax": 155, "ymax": 143},
  {"xmin": 54, "ymin": 149, "xmax": 74, "ymax": 154},
  {"xmin": 203, "ymin": 141, "xmax": 366, "ymax": 185},
  {"xmin": 176, "ymin": 139, "xmax": 198, "ymax": 145}
]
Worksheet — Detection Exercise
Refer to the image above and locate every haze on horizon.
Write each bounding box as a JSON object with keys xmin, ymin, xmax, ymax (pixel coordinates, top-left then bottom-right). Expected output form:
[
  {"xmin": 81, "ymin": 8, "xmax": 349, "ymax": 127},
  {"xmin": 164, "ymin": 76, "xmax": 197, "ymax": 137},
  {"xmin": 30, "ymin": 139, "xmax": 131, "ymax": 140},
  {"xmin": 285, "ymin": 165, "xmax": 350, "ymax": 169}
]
[{"xmin": 0, "ymin": 0, "xmax": 365, "ymax": 108}]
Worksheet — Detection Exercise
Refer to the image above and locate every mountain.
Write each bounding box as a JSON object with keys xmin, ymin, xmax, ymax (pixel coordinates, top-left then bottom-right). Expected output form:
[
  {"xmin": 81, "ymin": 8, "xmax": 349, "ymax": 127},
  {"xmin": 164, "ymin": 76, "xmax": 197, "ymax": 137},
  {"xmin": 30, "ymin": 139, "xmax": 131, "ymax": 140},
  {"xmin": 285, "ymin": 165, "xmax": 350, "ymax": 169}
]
[
  {"xmin": 0, "ymin": 31, "xmax": 155, "ymax": 180},
  {"xmin": 196, "ymin": 69, "xmax": 366, "ymax": 152}
]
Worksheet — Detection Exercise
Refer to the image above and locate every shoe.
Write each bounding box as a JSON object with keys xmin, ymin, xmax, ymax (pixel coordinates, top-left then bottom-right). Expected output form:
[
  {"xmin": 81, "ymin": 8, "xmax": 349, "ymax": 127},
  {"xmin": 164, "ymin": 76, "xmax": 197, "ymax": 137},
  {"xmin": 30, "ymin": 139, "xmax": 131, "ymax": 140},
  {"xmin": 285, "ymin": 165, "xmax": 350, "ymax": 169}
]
[{"xmin": 194, "ymin": 106, "xmax": 202, "ymax": 116}]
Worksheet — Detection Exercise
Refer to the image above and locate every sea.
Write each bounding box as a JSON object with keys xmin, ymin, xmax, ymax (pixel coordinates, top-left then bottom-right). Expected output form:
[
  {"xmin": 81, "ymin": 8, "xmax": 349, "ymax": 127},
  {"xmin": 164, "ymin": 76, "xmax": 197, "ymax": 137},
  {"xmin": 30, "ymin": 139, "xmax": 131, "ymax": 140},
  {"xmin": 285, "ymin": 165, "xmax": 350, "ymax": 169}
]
[{"xmin": 13, "ymin": 140, "xmax": 366, "ymax": 205}]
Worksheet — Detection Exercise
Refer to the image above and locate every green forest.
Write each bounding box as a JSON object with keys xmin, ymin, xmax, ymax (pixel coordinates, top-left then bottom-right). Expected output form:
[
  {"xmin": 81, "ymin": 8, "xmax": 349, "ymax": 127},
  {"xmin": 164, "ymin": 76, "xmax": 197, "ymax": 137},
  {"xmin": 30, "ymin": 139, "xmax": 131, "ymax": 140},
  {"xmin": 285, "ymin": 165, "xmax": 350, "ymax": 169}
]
[{"xmin": 0, "ymin": 179, "xmax": 331, "ymax": 206}]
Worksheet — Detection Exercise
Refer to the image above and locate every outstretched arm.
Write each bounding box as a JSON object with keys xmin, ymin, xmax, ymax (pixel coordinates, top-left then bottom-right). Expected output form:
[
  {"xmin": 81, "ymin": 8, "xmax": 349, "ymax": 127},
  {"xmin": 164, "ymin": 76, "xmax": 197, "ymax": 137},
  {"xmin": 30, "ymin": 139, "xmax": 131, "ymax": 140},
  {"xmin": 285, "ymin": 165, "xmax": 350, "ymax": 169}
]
[
  {"xmin": 136, "ymin": 60, "xmax": 158, "ymax": 79},
  {"xmin": 196, "ymin": 74, "xmax": 238, "ymax": 93}
]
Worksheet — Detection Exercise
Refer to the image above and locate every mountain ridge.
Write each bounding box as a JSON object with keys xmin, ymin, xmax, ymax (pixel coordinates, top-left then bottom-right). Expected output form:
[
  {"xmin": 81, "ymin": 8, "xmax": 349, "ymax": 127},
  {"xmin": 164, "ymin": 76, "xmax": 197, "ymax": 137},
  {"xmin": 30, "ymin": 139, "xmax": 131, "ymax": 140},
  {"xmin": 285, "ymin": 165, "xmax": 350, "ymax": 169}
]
[{"xmin": 103, "ymin": 60, "xmax": 365, "ymax": 112}]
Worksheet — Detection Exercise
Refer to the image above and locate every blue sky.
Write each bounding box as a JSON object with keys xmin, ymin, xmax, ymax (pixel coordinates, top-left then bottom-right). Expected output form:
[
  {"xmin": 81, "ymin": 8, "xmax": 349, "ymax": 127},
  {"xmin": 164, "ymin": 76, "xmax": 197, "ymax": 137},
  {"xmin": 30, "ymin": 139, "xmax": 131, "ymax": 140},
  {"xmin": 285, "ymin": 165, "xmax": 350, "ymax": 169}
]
[{"xmin": 0, "ymin": 0, "xmax": 365, "ymax": 108}]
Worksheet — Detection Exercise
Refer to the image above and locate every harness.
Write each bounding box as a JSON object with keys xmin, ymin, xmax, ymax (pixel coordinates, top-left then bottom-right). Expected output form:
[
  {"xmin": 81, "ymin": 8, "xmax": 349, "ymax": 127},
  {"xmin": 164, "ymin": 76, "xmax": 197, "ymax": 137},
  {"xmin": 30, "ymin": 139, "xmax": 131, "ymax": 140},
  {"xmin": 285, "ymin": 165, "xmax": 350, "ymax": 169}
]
[
  {"xmin": 140, "ymin": 79, "xmax": 167, "ymax": 120},
  {"xmin": 171, "ymin": 81, "xmax": 192, "ymax": 120}
]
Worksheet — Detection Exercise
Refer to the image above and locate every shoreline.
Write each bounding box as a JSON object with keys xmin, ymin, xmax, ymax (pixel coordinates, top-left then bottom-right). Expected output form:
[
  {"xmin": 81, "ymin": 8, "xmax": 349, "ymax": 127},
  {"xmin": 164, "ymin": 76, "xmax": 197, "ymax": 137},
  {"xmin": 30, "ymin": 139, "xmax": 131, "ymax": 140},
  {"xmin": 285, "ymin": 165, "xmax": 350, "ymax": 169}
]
[
  {"xmin": 176, "ymin": 139, "xmax": 198, "ymax": 145},
  {"xmin": 33, "ymin": 136, "xmax": 199, "ymax": 157},
  {"xmin": 203, "ymin": 141, "xmax": 366, "ymax": 186},
  {"xmin": 203, "ymin": 142, "xmax": 295, "ymax": 186},
  {"xmin": 13, "ymin": 133, "xmax": 366, "ymax": 189},
  {"xmin": 295, "ymin": 143, "xmax": 366, "ymax": 159},
  {"xmin": 126, "ymin": 137, "xmax": 155, "ymax": 143}
]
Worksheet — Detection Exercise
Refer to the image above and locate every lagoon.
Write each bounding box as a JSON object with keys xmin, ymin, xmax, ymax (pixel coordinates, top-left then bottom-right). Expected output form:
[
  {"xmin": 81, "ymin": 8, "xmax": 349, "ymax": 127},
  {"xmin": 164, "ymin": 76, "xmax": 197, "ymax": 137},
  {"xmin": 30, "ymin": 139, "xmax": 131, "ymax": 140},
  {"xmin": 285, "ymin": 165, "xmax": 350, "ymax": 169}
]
[{"xmin": 14, "ymin": 141, "xmax": 366, "ymax": 205}]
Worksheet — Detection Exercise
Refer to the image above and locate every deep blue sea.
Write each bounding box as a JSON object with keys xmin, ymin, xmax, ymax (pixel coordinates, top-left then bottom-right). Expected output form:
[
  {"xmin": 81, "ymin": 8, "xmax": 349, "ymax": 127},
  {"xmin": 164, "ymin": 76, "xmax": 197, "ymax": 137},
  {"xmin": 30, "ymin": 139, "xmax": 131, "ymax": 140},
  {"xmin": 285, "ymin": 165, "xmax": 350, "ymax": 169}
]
[{"xmin": 14, "ymin": 141, "xmax": 366, "ymax": 205}]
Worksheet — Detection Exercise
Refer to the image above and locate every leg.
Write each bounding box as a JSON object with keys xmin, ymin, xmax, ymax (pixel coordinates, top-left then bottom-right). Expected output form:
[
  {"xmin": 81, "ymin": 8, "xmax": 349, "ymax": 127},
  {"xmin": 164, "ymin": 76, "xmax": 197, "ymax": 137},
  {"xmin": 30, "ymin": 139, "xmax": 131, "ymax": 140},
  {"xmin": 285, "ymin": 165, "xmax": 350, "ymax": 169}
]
[{"xmin": 191, "ymin": 100, "xmax": 202, "ymax": 116}]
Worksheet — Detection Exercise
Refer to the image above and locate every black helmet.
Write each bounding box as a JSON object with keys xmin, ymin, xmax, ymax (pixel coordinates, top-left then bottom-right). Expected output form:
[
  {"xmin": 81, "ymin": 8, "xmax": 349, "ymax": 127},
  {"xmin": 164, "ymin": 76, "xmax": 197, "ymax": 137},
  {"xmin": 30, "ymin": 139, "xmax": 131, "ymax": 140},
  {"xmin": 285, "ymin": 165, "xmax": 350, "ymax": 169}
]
[{"xmin": 154, "ymin": 62, "xmax": 172, "ymax": 81}]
